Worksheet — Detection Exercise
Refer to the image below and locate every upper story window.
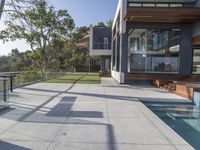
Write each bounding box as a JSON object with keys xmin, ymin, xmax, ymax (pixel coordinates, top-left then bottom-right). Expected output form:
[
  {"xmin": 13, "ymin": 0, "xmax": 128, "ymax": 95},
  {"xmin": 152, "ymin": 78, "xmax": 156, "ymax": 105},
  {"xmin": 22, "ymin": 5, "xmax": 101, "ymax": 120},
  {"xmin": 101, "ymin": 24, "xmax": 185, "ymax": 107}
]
[
  {"xmin": 156, "ymin": 3, "xmax": 169, "ymax": 7},
  {"xmin": 128, "ymin": 2, "xmax": 183, "ymax": 8},
  {"xmin": 142, "ymin": 3, "xmax": 155, "ymax": 7},
  {"xmin": 170, "ymin": 3, "xmax": 183, "ymax": 7},
  {"xmin": 104, "ymin": 37, "xmax": 109, "ymax": 49},
  {"xmin": 129, "ymin": 3, "xmax": 142, "ymax": 7}
]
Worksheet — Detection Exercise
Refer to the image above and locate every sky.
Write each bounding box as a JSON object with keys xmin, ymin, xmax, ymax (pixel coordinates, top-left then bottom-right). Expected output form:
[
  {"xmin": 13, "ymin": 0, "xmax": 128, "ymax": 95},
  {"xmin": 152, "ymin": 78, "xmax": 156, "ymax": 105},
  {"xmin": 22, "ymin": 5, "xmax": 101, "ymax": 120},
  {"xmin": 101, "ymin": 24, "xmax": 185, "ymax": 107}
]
[{"xmin": 0, "ymin": 0, "xmax": 118, "ymax": 56}]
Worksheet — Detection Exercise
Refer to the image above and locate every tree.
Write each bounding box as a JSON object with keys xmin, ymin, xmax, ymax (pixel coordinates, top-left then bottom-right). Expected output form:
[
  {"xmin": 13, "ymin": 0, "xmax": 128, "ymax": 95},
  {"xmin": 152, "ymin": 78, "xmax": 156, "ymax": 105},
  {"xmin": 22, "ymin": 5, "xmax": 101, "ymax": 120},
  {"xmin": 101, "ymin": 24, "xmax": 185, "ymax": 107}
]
[
  {"xmin": 0, "ymin": 0, "xmax": 75, "ymax": 75},
  {"xmin": 95, "ymin": 22, "xmax": 106, "ymax": 28},
  {"xmin": 106, "ymin": 19, "xmax": 113, "ymax": 27}
]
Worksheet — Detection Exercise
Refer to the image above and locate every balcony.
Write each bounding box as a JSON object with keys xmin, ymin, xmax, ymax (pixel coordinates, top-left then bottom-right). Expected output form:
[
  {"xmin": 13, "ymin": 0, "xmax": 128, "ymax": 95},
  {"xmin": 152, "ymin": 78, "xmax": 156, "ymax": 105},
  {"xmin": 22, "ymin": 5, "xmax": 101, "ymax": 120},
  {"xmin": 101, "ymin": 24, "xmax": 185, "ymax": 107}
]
[
  {"xmin": 0, "ymin": 78, "xmax": 9, "ymax": 109},
  {"xmin": 93, "ymin": 43, "xmax": 111, "ymax": 50},
  {"xmin": 89, "ymin": 26, "xmax": 112, "ymax": 56},
  {"xmin": 90, "ymin": 43, "xmax": 112, "ymax": 56}
]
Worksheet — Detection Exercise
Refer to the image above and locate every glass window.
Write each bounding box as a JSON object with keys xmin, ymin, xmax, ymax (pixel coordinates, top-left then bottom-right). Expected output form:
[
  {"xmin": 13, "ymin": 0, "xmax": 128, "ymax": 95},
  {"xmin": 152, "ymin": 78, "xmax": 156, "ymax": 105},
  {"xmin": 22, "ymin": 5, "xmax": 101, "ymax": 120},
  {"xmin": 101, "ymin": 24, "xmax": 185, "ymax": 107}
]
[
  {"xmin": 104, "ymin": 37, "xmax": 109, "ymax": 49},
  {"xmin": 128, "ymin": 29, "xmax": 180, "ymax": 73},
  {"xmin": 156, "ymin": 3, "xmax": 169, "ymax": 7},
  {"xmin": 129, "ymin": 3, "xmax": 142, "ymax": 7},
  {"xmin": 143, "ymin": 3, "xmax": 155, "ymax": 7},
  {"xmin": 193, "ymin": 49, "xmax": 200, "ymax": 74},
  {"xmin": 170, "ymin": 4, "xmax": 183, "ymax": 7}
]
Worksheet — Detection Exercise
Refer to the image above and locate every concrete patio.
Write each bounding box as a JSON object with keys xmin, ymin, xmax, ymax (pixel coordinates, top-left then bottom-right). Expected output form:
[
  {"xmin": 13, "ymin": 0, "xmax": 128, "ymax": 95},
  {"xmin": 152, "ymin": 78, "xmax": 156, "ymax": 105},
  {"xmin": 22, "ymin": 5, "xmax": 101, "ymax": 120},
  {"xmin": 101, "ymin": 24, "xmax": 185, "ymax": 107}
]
[{"xmin": 0, "ymin": 78, "xmax": 194, "ymax": 150}]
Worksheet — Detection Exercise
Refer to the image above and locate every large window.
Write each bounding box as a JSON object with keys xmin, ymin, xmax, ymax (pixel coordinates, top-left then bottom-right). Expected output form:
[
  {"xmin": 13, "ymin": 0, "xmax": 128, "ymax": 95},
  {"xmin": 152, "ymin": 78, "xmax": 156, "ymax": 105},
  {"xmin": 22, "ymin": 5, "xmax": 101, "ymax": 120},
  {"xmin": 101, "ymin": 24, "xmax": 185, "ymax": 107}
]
[
  {"xmin": 128, "ymin": 29, "xmax": 180, "ymax": 73},
  {"xmin": 193, "ymin": 49, "xmax": 200, "ymax": 74},
  {"xmin": 128, "ymin": 2, "xmax": 183, "ymax": 8}
]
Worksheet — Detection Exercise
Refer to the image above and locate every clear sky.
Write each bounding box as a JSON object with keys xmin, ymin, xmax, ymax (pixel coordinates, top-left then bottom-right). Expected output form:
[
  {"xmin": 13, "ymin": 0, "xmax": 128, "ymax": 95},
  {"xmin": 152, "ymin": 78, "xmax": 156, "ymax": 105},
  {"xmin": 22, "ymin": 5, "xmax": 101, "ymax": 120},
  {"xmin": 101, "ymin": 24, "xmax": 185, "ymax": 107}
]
[{"xmin": 0, "ymin": 0, "xmax": 118, "ymax": 56}]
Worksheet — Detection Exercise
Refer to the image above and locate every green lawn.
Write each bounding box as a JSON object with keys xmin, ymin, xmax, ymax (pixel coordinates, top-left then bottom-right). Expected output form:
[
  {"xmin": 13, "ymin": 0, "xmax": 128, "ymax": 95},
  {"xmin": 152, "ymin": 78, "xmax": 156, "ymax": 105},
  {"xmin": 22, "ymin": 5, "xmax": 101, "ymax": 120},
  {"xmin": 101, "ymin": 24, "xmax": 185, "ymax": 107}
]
[{"xmin": 44, "ymin": 73, "xmax": 101, "ymax": 84}]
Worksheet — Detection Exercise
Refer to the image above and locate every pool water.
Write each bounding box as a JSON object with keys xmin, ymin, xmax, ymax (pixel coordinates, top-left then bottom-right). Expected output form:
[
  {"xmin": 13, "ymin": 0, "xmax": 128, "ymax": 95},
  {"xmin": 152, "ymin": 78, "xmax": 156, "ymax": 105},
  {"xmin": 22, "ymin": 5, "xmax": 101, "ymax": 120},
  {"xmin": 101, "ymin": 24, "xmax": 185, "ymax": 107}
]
[{"xmin": 145, "ymin": 102, "xmax": 200, "ymax": 150}]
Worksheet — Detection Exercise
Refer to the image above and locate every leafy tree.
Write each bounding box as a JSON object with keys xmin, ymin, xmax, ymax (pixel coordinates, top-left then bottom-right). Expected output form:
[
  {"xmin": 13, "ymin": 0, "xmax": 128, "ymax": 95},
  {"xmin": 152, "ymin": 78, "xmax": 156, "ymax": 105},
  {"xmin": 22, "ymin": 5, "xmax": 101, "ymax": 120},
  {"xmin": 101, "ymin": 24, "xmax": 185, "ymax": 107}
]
[
  {"xmin": 57, "ymin": 26, "xmax": 90, "ymax": 72},
  {"xmin": 0, "ymin": 0, "xmax": 75, "ymax": 75},
  {"xmin": 95, "ymin": 22, "xmax": 106, "ymax": 28},
  {"xmin": 106, "ymin": 19, "xmax": 113, "ymax": 27}
]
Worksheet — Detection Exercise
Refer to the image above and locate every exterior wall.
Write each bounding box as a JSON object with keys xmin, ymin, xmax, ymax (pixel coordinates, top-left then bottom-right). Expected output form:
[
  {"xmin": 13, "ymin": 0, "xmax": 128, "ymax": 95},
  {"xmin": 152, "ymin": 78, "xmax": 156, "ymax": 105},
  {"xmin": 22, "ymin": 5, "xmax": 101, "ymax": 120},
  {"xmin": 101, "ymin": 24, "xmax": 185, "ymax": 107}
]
[
  {"xmin": 179, "ymin": 24, "xmax": 193, "ymax": 75},
  {"xmin": 111, "ymin": 70, "xmax": 124, "ymax": 83},
  {"xmin": 89, "ymin": 26, "xmax": 112, "ymax": 56},
  {"xmin": 111, "ymin": 0, "xmax": 127, "ymax": 82}
]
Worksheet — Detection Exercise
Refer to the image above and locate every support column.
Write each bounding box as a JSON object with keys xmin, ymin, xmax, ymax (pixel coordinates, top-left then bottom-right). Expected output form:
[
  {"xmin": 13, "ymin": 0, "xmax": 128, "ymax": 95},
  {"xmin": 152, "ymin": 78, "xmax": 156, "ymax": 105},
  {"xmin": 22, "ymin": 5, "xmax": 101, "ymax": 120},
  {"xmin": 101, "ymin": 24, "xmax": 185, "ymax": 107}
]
[
  {"xmin": 179, "ymin": 24, "xmax": 193, "ymax": 75},
  {"xmin": 119, "ymin": 32, "xmax": 128, "ymax": 73},
  {"xmin": 114, "ymin": 36, "xmax": 118, "ymax": 71}
]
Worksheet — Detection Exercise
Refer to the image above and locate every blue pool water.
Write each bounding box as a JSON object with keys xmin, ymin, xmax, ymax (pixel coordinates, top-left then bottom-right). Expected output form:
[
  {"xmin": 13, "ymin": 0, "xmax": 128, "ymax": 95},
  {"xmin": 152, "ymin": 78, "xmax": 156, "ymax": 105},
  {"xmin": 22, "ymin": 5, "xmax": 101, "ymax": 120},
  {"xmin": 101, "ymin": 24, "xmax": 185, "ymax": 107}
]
[{"xmin": 145, "ymin": 102, "xmax": 200, "ymax": 150}]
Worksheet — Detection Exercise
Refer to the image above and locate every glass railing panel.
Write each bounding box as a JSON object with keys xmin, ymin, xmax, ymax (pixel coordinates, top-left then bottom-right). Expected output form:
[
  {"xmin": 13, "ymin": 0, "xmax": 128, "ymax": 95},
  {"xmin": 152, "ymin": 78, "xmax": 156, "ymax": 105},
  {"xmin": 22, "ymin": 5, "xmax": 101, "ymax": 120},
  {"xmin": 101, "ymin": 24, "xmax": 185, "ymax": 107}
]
[
  {"xmin": 93, "ymin": 43, "xmax": 111, "ymax": 50},
  {"xmin": 0, "ymin": 78, "xmax": 9, "ymax": 107}
]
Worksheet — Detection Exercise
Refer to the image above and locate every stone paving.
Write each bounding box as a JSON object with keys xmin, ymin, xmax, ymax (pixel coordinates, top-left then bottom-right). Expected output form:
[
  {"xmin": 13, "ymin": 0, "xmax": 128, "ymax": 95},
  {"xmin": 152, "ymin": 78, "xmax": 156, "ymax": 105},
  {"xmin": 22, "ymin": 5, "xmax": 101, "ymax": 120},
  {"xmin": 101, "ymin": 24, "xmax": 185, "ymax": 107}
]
[{"xmin": 0, "ymin": 78, "xmax": 194, "ymax": 150}]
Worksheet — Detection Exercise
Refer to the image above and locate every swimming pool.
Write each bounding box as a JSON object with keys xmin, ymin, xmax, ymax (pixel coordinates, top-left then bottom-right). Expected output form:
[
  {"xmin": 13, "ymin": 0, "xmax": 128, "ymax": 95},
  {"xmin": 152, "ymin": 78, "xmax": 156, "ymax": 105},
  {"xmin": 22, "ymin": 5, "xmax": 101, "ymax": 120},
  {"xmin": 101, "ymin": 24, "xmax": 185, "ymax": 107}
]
[{"xmin": 145, "ymin": 102, "xmax": 200, "ymax": 150}]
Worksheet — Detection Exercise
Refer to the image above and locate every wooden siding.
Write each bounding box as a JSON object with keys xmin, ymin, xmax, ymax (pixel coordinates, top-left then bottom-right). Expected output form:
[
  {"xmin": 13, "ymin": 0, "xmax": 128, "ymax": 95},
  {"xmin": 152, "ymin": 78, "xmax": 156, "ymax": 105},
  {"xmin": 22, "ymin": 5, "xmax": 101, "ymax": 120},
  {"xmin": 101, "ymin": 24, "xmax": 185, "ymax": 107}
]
[{"xmin": 125, "ymin": 7, "xmax": 200, "ymax": 23}]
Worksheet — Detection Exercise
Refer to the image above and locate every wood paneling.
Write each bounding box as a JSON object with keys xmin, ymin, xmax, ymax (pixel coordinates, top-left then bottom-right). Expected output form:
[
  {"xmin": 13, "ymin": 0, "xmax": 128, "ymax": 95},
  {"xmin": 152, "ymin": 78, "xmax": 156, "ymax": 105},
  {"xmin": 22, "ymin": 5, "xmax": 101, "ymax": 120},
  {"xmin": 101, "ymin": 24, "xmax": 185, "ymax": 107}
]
[
  {"xmin": 192, "ymin": 36, "xmax": 200, "ymax": 46},
  {"xmin": 125, "ymin": 7, "xmax": 200, "ymax": 23},
  {"xmin": 176, "ymin": 84, "xmax": 194, "ymax": 99}
]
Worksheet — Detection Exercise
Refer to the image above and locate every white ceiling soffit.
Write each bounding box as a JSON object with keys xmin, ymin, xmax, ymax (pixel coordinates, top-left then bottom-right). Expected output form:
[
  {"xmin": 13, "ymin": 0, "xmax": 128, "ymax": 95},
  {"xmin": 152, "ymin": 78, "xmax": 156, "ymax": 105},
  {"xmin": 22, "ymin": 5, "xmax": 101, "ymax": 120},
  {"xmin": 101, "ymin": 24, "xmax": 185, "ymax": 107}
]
[{"xmin": 128, "ymin": 0, "xmax": 197, "ymax": 3}]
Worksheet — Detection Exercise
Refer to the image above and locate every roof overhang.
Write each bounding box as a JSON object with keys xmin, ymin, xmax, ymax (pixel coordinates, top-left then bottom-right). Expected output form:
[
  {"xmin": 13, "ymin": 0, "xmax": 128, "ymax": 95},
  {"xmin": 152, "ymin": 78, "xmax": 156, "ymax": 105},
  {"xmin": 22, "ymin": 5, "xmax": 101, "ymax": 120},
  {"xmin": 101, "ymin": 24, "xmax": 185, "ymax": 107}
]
[
  {"xmin": 125, "ymin": 7, "xmax": 200, "ymax": 23},
  {"xmin": 128, "ymin": 0, "xmax": 197, "ymax": 3}
]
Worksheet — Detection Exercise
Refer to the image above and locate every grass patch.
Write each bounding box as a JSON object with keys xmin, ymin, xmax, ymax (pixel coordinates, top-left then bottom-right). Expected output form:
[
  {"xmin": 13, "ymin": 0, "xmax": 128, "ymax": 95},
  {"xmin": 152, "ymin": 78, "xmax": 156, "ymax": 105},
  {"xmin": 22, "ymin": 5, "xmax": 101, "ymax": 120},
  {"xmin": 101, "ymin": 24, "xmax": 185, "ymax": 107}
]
[{"xmin": 45, "ymin": 72, "xmax": 101, "ymax": 84}]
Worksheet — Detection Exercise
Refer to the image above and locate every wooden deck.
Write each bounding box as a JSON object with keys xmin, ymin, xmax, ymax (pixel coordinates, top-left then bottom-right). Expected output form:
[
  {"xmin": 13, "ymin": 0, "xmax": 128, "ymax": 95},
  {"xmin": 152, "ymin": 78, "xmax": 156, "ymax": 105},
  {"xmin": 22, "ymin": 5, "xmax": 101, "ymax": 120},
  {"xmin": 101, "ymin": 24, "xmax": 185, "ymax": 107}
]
[{"xmin": 152, "ymin": 79, "xmax": 200, "ymax": 100}]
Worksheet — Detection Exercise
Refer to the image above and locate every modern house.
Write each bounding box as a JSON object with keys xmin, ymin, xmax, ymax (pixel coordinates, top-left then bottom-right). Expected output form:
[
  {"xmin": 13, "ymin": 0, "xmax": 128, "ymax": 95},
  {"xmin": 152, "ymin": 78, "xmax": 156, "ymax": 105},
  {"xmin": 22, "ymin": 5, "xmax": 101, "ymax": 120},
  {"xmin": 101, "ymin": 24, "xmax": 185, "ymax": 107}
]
[
  {"xmin": 90, "ymin": 0, "xmax": 200, "ymax": 83},
  {"xmin": 89, "ymin": 26, "xmax": 112, "ymax": 76}
]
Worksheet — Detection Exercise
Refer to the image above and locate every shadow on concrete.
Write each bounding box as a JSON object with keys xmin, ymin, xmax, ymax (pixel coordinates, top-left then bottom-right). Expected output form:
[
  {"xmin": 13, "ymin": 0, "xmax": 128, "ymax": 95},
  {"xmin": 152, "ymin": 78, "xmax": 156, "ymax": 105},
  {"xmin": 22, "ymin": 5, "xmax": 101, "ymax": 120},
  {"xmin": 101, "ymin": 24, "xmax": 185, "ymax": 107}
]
[
  {"xmin": 67, "ymin": 91, "xmax": 191, "ymax": 104},
  {"xmin": 19, "ymin": 87, "xmax": 64, "ymax": 94},
  {"xmin": 0, "ymin": 141, "xmax": 31, "ymax": 150},
  {"xmin": 70, "ymin": 111, "xmax": 103, "ymax": 118},
  {"xmin": 46, "ymin": 97, "xmax": 76, "ymax": 117}
]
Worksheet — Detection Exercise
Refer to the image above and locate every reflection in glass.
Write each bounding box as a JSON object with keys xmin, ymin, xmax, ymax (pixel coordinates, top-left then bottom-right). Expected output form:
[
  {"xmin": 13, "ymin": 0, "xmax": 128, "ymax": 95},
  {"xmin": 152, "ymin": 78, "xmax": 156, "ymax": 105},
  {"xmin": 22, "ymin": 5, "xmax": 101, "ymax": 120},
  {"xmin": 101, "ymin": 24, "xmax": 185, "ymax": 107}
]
[
  {"xmin": 193, "ymin": 49, "xmax": 200, "ymax": 74},
  {"xmin": 128, "ymin": 29, "xmax": 180, "ymax": 73}
]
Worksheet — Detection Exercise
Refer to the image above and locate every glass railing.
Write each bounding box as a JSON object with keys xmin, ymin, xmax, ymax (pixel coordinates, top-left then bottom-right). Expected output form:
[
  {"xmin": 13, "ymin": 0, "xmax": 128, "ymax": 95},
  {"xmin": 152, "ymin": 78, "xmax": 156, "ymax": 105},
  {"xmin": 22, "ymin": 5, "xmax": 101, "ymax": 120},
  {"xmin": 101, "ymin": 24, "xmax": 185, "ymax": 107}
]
[
  {"xmin": 13, "ymin": 71, "xmax": 66, "ymax": 87},
  {"xmin": 93, "ymin": 43, "xmax": 111, "ymax": 50},
  {"xmin": 0, "ymin": 78, "xmax": 9, "ymax": 108}
]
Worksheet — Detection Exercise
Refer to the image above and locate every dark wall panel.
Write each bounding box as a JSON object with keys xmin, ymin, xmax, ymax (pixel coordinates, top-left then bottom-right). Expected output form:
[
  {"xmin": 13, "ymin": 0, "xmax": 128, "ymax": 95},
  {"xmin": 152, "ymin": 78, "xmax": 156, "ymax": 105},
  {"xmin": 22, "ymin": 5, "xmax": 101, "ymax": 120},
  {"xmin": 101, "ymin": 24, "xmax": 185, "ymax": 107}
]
[{"xmin": 179, "ymin": 24, "xmax": 193, "ymax": 75}]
